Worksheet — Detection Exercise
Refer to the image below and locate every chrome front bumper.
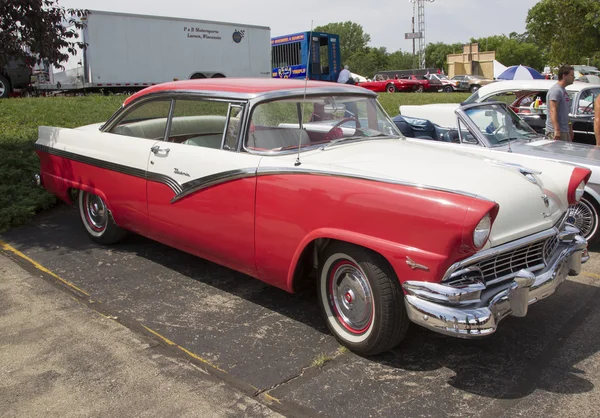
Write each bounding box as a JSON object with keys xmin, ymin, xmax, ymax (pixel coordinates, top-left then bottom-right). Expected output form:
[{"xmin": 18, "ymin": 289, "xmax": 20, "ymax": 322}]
[{"xmin": 402, "ymin": 227, "xmax": 588, "ymax": 338}]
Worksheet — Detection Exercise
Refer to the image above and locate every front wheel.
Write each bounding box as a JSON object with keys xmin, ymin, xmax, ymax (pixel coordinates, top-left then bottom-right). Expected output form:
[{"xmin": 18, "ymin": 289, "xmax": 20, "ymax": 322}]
[
  {"xmin": 317, "ymin": 242, "xmax": 409, "ymax": 356},
  {"xmin": 78, "ymin": 190, "xmax": 127, "ymax": 244},
  {"xmin": 386, "ymin": 83, "xmax": 396, "ymax": 93},
  {"xmin": 567, "ymin": 195, "xmax": 600, "ymax": 245},
  {"xmin": 443, "ymin": 85, "xmax": 453, "ymax": 93}
]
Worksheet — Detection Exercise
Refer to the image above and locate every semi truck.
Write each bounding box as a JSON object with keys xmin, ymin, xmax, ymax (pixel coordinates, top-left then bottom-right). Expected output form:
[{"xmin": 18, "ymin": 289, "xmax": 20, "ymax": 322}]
[{"xmin": 32, "ymin": 10, "xmax": 271, "ymax": 94}]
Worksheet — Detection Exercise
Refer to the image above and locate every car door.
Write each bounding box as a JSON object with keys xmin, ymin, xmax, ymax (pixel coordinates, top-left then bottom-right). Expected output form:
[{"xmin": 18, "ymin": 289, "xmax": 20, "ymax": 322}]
[
  {"xmin": 145, "ymin": 96, "xmax": 262, "ymax": 276},
  {"xmin": 100, "ymin": 97, "xmax": 173, "ymax": 234},
  {"xmin": 571, "ymin": 87, "xmax": 600, "ymax": 145}
]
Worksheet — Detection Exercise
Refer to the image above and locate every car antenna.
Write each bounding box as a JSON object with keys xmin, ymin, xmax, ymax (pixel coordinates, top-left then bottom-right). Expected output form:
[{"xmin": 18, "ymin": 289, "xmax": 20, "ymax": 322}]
[{"xmin": 295, "ymin": 20, "xmax": 313, "ymax": 167}]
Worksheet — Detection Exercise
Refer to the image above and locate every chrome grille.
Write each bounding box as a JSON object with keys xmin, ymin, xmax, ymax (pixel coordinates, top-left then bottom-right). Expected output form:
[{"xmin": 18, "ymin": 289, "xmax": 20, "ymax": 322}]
[{"xmin": 473, "ymin": 235, "xmax": 558, "ymax": 285}]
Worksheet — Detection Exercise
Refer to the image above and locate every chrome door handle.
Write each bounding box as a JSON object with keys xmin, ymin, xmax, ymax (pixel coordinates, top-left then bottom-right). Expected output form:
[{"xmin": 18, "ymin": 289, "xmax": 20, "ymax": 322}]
[{"xmin": 151, "ymin": 145, "xmax": 170, "ymax": 155}]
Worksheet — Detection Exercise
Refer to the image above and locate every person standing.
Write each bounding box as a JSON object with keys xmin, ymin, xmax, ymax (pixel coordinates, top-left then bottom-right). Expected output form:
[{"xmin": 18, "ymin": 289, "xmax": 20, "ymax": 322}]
[
  {"xmin": 545, "ymin": 65, "xmax": 575, "ymax": 141},
  {"xmin": 337, "ymin": 65, "xmax": 352, "ymax": 84},
  {"xmin": 595, "ymin": 94, "xmax": 600, "ymax": 146}
]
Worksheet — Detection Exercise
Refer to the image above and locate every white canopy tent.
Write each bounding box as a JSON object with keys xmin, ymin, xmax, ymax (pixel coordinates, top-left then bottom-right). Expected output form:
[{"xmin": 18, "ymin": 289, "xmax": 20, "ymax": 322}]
[{"xmin": 493, "ymin": 60, "xmax": 508, "ymax": 79}]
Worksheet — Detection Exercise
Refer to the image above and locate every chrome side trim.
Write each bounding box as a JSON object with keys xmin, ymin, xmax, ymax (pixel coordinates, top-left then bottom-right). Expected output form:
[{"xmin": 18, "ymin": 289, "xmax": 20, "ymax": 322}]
[
  {"xmin": 172, "ymin": 168, "xmax": 257, "ymax": 203},
  {"xmin": 255, "ymin": 167, "xmax": 494, "ymax": 202},
  {"xmin": 34, "ymin": 143, "xmax": 182, "ymax": 194},
  {"xmin": 170, "ymin": 165, "xmax": 496, "ymax": 204}
]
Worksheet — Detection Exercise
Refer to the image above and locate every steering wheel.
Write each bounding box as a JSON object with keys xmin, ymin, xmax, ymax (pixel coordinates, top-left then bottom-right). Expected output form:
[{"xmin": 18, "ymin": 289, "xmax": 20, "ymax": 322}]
[
  {"xmin": 581, "ymin": 102, "xmax": 594, "ymax": 115},
  {"xmin": 492, "ymin": 124, "xmax": 506, "ymax": 135},
  {"xmin": 323, "ymin": 117, "xmax": 360, "ymax": 141}
]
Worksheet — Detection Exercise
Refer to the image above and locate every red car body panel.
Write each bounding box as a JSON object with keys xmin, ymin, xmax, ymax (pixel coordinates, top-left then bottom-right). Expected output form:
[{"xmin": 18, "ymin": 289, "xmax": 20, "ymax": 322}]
[{"xmin": 36, "ymin": 149, "xmax": 497, "ymax": 294}]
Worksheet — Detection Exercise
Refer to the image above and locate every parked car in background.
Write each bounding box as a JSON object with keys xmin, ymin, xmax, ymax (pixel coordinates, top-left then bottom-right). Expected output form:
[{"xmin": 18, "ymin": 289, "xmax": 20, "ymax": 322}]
[
  {"xmin": 398, "ymin": 74, "xmax": 437, "ymax": 93},
  {"xmin": 398, "ymin": 99, "xmax": 600, "ymax": 245},
  {"xmin": 358, "ymin": 73, "xmax": 420, "ymax": 93},
  {"xmin": 35, "ymin": 78, "xmax": 590, "ymax": 355},
  {"xmin": 426, "ymin": 73, "xmax": 457, "ymax": 92},
  {"xmin": 460, "ymin": 79, "xmax": 599, "ymax": 145},
  {"xmin": 0, "ymin": 58, "xmax": 32, "ymax": 98},
  {"xmin": 456, "ymin": 74, "xmax": 495, "ymax": 93}
]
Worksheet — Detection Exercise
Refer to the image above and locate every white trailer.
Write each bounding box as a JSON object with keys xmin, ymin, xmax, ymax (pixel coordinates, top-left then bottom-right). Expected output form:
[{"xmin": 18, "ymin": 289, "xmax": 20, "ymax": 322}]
[{"xmin": 34, "ymin": 10, "xmax": 271, "ymax": 93}]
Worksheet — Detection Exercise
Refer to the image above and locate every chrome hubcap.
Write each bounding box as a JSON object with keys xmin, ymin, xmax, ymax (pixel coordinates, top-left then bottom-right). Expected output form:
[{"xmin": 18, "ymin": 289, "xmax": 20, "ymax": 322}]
[
  {"xmin": 0, "ymin": 81, "xmax": 5, "ymax": 97},
  {"xmin": 331, "ymin": 264, "xmax": 373, "ymax": 331},
  {"xmin": 86, "ymin": 194, "xmax": 107, "ymax": 230},
  {"xmin": 567, "ymin": 198, "xmax": 597, "ymax": 239}
]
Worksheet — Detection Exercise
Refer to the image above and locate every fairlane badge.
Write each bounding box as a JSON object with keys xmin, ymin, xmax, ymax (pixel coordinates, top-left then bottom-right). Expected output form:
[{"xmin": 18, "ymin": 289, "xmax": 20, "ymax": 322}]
[
  {"xmin": 406, "ymin": 256, "xmax": 429, "ymax": 271},
  {"xmin": 174, "ymin": 168, "xmax": 190, "ymax": 177}
]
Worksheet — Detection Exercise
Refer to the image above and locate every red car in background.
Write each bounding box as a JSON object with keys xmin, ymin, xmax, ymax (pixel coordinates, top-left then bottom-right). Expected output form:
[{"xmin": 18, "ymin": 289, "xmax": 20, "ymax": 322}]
[
  {"xmin": 398, "ymin": 75, "xmax": 438, "ymax": 93},
  {"xmin": 358, "ymin": 74, "xmax": 420, "ymax": 93}
]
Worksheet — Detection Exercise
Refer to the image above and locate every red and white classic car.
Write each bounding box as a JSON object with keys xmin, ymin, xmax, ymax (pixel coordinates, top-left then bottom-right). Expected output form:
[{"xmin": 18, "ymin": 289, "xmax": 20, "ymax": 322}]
[{"xmin": 35, "ymin": 78, "xmax": 590, "ymax": 355}]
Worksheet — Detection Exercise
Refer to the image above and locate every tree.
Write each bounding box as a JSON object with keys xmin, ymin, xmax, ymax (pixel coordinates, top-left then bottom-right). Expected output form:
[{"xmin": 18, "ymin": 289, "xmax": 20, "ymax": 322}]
[
  {"xmin": 425, "ymin": 42, "xmax": 463, "ymax": 71},
  {"xmin": 313, "ymin": 21, "xmax": 371, "ymax": 63},
  {"xmin": 526, "ymin": 0, "xmax": 600, "ymax": 65},
  {"xmin": 473, "ymin": 35, "xmax": 545, "ymax": 70},
  {"xmin": 0, "ymin": 0, "xmax": 88, "ymax": 70},
  {"xmin": 345, "ymin": 47, "xmax": 389, "ymax": 78},
  {"xmin": 387, "ymin": 51, "xmax": 417, "ymax": 71}
]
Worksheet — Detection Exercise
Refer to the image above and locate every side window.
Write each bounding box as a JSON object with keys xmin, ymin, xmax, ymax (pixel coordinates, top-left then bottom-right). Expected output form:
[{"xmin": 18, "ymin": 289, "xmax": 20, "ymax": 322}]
[
  {"xmin": 109, "ymin": 99, "xmax": 172, "ymax": 140},
  {"xmin": 168, "ymin": 99, "xmax": 243, "ymax": 150},
  {"xmin": 577, "ymin": 89, "xmax": 600, "ymax": 115}
]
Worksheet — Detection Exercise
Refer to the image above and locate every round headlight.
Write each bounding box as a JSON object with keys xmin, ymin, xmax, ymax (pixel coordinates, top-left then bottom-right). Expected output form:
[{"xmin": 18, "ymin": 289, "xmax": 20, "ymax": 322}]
[
  {"xmin": 473, "ymin": 213, "xmax": 492, "ymax": 249},
  {"xmin": 575, "ymin": 180, "xmax": 585, "ymax": 203}
]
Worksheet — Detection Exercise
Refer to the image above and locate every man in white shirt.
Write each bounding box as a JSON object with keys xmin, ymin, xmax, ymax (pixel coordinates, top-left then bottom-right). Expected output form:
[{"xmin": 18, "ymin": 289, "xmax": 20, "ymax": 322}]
[{"xmin": 337, "ymin": 65, "xmax": 352, "ymax": 84}]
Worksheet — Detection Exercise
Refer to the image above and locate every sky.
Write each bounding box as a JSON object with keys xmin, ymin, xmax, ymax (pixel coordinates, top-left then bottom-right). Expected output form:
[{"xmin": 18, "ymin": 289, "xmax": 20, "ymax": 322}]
[{"xmin": 59, "ymin": 0, "xmax": 542, "ymax": 53}]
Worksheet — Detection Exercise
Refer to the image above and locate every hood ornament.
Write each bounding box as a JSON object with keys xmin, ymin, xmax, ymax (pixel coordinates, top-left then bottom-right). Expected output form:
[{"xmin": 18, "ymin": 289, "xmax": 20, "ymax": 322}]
[{"xmin": 406, "ymin": 257, "xmax": 430, "ymax": 271}]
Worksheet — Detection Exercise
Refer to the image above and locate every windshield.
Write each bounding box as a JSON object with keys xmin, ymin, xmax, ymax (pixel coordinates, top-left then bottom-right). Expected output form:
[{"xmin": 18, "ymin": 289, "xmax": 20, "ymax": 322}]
[
  {"xmin": 462, "ymin": 90, "xmax": 480, "ymax": 105},
  {"xmin": 463, "ymin": 103, "xmax": 540, "ymax": 146},
  {"xmin": 245, "ymin": 94, "xmax": 402, "ymax": 152}
]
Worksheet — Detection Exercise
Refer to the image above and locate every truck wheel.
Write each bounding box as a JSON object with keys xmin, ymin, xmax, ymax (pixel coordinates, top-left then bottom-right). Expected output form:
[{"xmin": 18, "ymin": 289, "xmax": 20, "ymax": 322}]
[
  {"xmin": 78, "ymin": 190, "xmax": 127, "ymax": 245},
  {"xmin": 386, "ymin": 83, "xmax": 396, "ymax": 93},
  {"xmin": 0, "ymin": 75, "xmax": 10, "ymax": 98},
  {"xmin": 317, "ymin": 242, "xmax": 409, "ymax": 356},
  {"xmin": 567, "ymin": 194, "xmax": 600, "ymax": 246}
]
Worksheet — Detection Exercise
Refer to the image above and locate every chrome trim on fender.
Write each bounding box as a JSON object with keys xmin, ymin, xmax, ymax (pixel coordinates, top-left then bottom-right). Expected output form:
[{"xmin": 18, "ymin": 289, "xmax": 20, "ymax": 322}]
[
  {"xmin": 170, "ymin": 165, "xmax": 496, "ymax": 204},
  {"xmin": 172, "ymin": 168, "xmax": 257, "ymax": 203},
  {"xmin": 256, "ymin": 167, "xmax": 495, "ymax": 202}
]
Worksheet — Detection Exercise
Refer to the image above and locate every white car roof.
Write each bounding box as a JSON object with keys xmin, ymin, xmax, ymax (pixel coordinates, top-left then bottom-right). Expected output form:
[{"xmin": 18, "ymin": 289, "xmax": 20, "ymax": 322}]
[{"xmin": 474, "ymin": 79, "xmax": 591, "ymax": 98}]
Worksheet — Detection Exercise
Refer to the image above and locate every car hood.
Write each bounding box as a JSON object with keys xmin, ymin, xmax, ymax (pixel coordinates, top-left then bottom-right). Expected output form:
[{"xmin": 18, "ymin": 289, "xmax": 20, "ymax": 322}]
[
  {"xmin": 513, "ymin": 139, "xmax": 600, "ymax": 185},
  {"xmin": 263, "ymin": 139, "xmax": 568, "ymax": 247}
]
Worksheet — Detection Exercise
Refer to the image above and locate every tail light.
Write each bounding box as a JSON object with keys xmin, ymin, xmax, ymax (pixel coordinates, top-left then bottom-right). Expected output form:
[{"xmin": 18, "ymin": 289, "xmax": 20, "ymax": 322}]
[{"xmin": 568, "ymin": 167, "xmax": 592, "ymax": 205}]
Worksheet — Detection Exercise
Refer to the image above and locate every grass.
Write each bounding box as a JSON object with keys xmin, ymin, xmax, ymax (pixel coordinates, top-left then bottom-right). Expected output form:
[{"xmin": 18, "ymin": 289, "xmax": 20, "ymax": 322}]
[
  {"xmin": 0, "ymin": 95, "xmax": 125, "ymax": 232},
  {"xmin": 0, "ymin": 91, "xmax": 470, "ymax": 232}
]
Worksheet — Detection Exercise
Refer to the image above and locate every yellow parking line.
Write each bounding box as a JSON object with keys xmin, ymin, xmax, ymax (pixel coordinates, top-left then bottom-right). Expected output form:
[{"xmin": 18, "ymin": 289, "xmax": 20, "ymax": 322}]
[
  {"xmin": 142, "ymin": 325, "xmax": 226, "ymax": 373},
  {"xmin": 0, "ymin": 239, "xmax": 90, "ymax": 297},
  {"xmin": 582, "ymin": 271, "xmax": 600, "ymax": 280}
]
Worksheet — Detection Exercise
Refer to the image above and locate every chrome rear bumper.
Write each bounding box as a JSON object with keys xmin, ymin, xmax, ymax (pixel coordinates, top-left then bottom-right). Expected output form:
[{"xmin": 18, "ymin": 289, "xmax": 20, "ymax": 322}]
[{"xmin": 402, "ymin": 228, "xmax": 588, "ymax": 338}]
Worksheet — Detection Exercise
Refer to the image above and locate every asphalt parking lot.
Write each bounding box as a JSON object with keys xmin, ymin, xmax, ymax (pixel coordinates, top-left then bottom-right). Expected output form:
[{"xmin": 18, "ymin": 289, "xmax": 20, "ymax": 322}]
[{"xmin": 2, "ymin": 203, "xmax": 600, "ymax": 417}]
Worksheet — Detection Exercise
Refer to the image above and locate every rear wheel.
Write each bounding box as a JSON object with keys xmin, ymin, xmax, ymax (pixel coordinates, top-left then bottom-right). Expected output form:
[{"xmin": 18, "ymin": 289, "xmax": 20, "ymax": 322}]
[
  {"xmin": 386, "ymin": 83, "xmax": 396, "ymax": 93},
  {"xmin": 0, "ymin": 74, "xmax": 10, "ymax": 98},
  {"xmin": 317, "ymin": 242, "xmax": 409, "ymax": 356},
  {"xmin": 78, "ymin": 190, "xmax": 127, "ymax": 244},
  {"xmin": 443, "ymin": 85, "xmax": 453, "ymax": 93}
]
